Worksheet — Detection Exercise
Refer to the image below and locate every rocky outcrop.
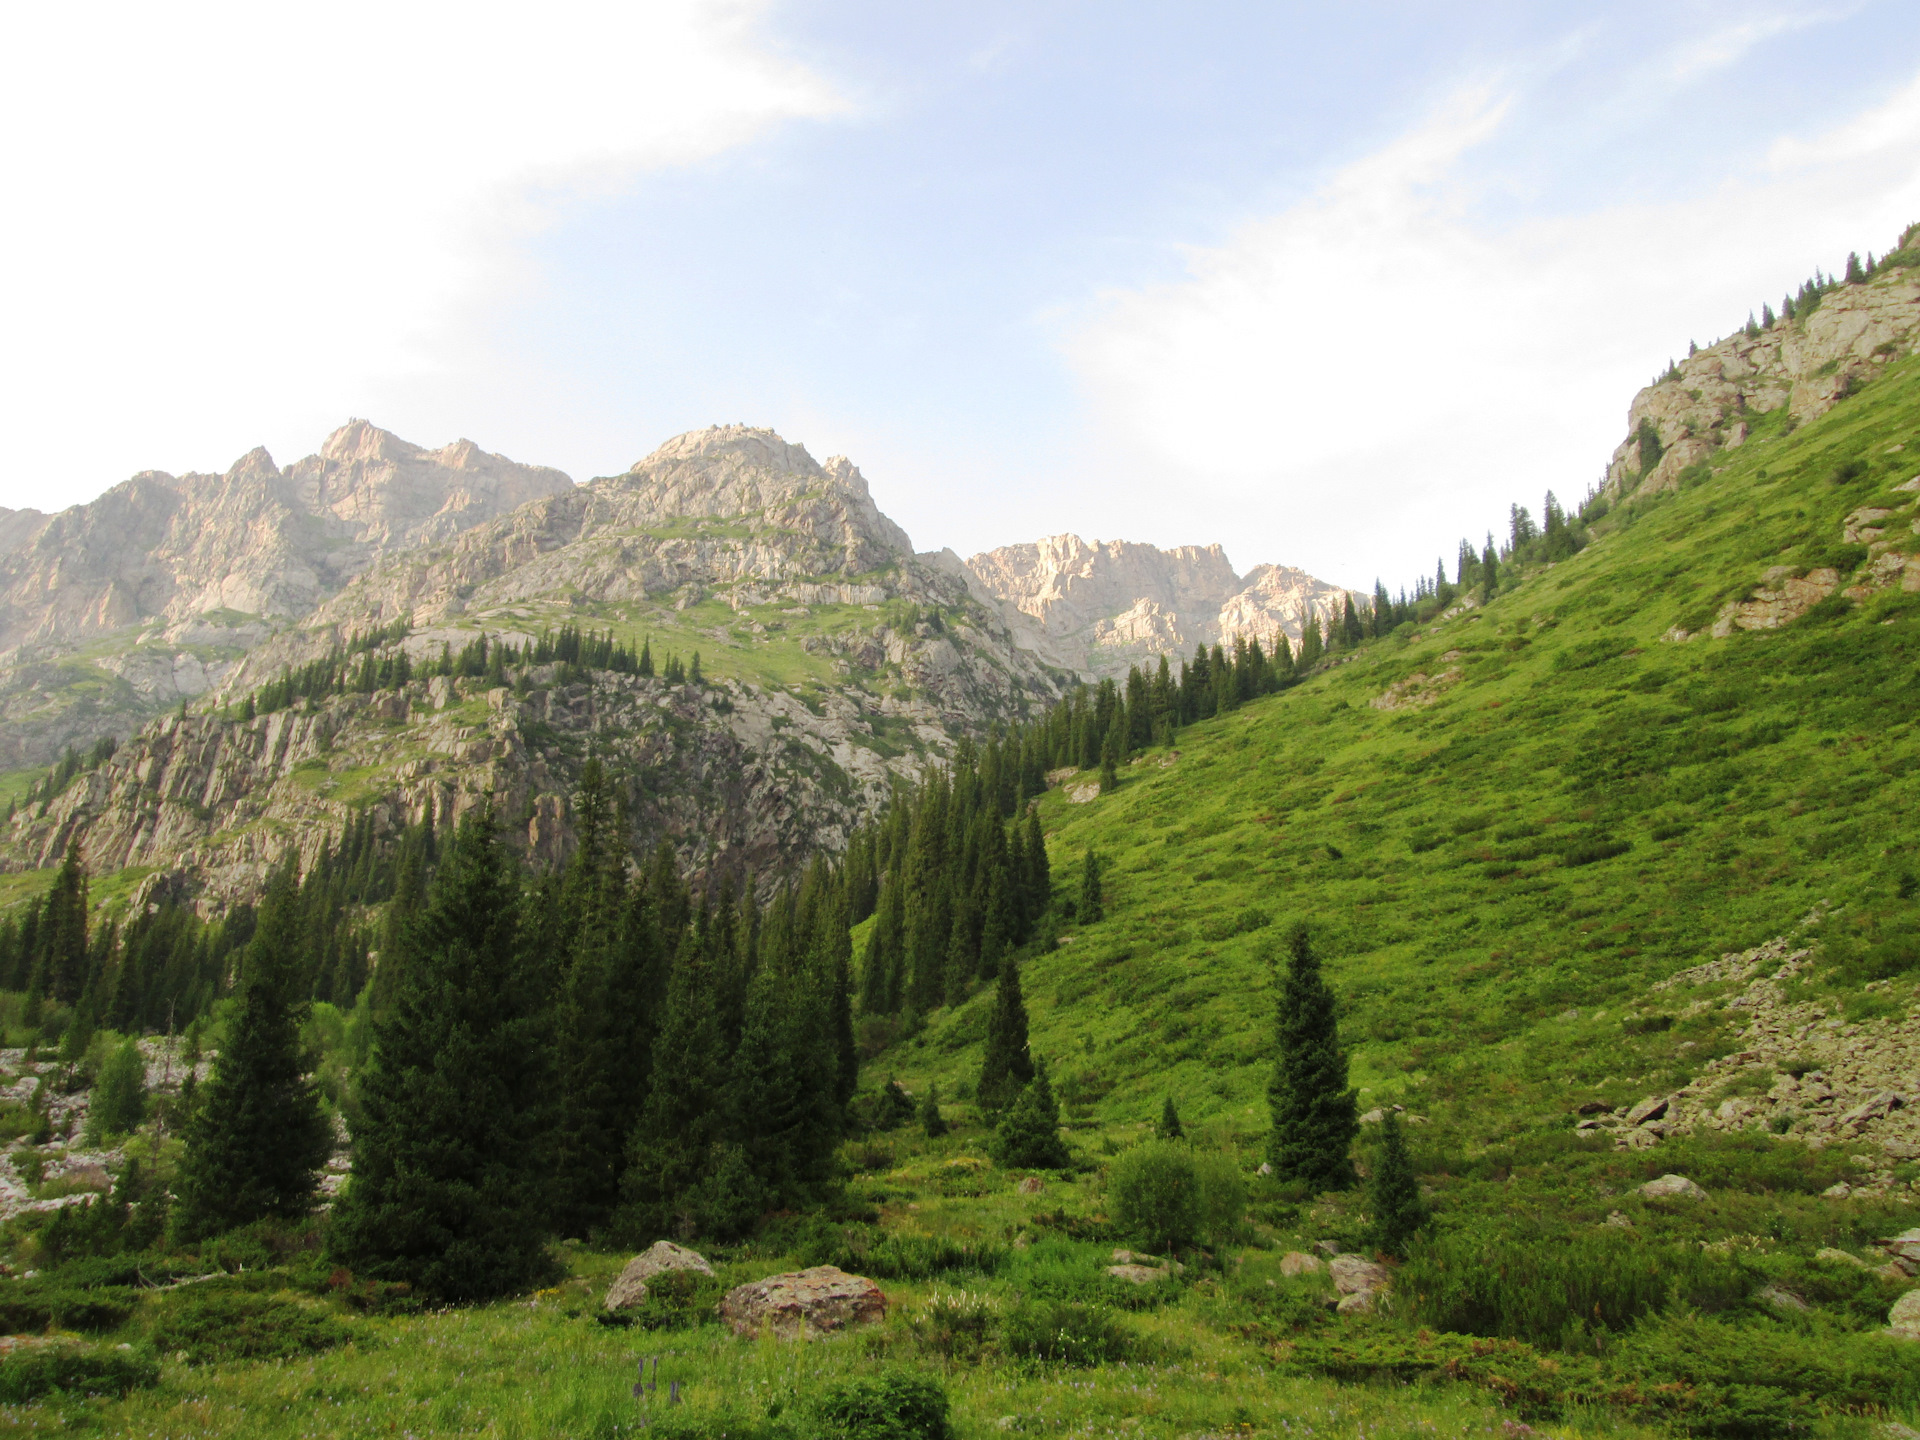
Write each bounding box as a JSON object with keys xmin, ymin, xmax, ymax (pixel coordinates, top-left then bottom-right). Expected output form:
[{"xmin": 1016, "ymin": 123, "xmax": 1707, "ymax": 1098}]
[
  {"xmin": 965, "ymin": 535, "xmax": 1356, "ymax": 678},
  {"xmin": 0, "ymin": 426, "xmax": 1070, "ymax": 902},
  {"xmin": 717, "ymin": 1265, "xmax": 886, "ymax": 1338},
  {"xmin": 1575, "ymin": 929, "xmax": 1920, "ymax": 1195},
  {"xmin": 2, "ymin": 665, "xmax": 937, "ymax": 905},
  {"xmin": 0, "ymin": 421, "xmax": 572, "ymax": 769},
  {"xmin": 605, "ymin": 1241, "xmax": 714, "ymax": 1312},
  {"xmin": 1606, "ymin": 235, "xmax": 1920, "ymax": 496}
]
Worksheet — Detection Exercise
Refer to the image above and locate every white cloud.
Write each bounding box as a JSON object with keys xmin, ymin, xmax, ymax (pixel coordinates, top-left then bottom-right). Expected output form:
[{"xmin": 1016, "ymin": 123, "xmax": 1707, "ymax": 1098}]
[
  {"xmin": 1062, "ymin": 70, "xmax": 1920, "ymax": 587},
  {"xmin": 0, "ymin": 0, "xmax": 839, "ymax": 507}
]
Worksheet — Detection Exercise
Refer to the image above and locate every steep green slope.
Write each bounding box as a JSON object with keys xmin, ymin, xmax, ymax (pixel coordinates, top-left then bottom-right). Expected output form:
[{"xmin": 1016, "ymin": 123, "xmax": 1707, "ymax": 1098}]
[{"xmin": 896, "ymin": 349, "xmax": 1920, "ymax": 1152}]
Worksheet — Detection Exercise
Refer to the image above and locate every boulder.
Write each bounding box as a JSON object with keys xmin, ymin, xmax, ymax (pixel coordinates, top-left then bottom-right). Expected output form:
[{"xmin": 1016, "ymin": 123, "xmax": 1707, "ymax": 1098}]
[
  {"xmin": 1881, "ymin": 1229, "xmax": 1920, "ymax": 1265},
  {"xmin": 1016, "ymin": 1177, "xmax": 1045, "ymax": 1195},
  {"xmin": 1840, "ymin": 1091, "xmax": 1905, "ymax": 1127},
  {"xmin": 1889, "ymin": 1288, "xmax": 1920, "ymax": 1340},
  {"xmin": 718, "ymin": 1266, "xmax": 886, "ymax": 1339},
  {"xmin": 1279, "ymin": 1251, "xmax": 1324, "ymax": 1277},
  {"xmin": 1105, "ymin": 1264, "xmax": 1167, "ymax": 1285},
  {"xmin": 1817, "ymin": 1247, "xmax": 1870, "ymax": 1268},
  {"xmin": 1329, "ymin": 1255, "xmax": 1391, "ymax": 1296},
  {"xmin": 1311, "ymin": 1240, "xmax": 1343, "ymax": 1257},
  {"xmin": 1638, "ymin": 1173, "xmax": 1707, "ymax": 1201},
  {"xmin": 1757, "ymin": 1284, "xmax": 1808, "ymax": 1312},
  {"xmin": 1604, "ymin": 1211, "xmax": 1634, "ymax": 1229},
  {"xmin": 1359, "ymin": 1108, "xmax": 1385, "ymax": 1124},
  {"xmin": 1335, "ymin": 1289, "xmax": 1379, "ymax": 1315},
  {"xmin": 1624, "ymin": 1095, "xmax": 1670, "ymax": 1127},
  {"xmin": 604, "ymin": 1241, "xmax": 715, "ymax": 1312},
  {"xmin": 1822, "ymin": 1183, "xmax": 1853, "ymax": 1199}
]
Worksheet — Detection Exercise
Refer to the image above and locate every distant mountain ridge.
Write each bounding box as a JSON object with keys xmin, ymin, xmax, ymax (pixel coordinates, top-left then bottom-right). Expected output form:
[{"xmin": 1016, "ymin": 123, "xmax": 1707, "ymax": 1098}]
[
  {"xmin": 965, "ymin": 534, "xmax": 1356, "ymax": 678},
  {"xmin": 0, "ymin": 421, "xmax": 572, "ymax": 770}
]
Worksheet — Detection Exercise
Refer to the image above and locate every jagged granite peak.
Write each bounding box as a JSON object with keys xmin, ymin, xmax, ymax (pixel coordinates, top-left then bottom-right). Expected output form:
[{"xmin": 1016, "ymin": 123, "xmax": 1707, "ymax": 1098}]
[
  {"xmin": 1605, "ymin": 228, "xmax": 1920, "ymax": 496},
  {"xmin": 0, "ymin": 422, "xmax": 574, "ymax": 769},
  {"xmin": 966, "ymin": 534, "xmax": 1355, "ymax": 678},
  {"xmin": 615, "ymin": 424, "xmax": 915, "ymax": 563}
]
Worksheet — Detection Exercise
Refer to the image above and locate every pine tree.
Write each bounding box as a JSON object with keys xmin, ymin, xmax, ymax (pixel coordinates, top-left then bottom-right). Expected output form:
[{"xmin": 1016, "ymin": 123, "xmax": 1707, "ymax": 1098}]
[
  {"xmin": 329, "ymin": 809, "xmax": 558, "ymax": 1299},
  {"xmin": 921, "ymin": 1081, "xmax": 949, "ymax": 1138},
  {"xmin": 976, "ymin": 958, "xmax": 1034, "ymax": 1113},
  {"xmin": 1077, "ymin": 849, "xmax": 1103, "ymax": 923},
  {"xmin": 1156, "ymin": 1095, "xmax": 1183, "ymax": 1141},
  {"xmin": 637, "ymin": 639, "xmax": 654, "ymax": 678},
  {"xmin": 1264, "ymin": 923, "xmax": 1358, "ymax": 1192},
  {"xmin": 991, "ymin": 1061, "xmax": 1071, "ymax": 1169},
  {"xmin": 173, "ymin": 864, "xmax": 333, "ymax": 1240},
  {"xmin": 38, "ymin": 844, "xmax": 88, "ymax": 1005},
  {"xmin": 1296, "ymin": 615, "xmax": 1323, "ymax": 670},
  {"xmin": 618, "ymin": 933, "xmax": 728, "ymax": 1240},
  {"xmin": 1366, "ymin": 1111, "xmax": 1428, "ymax": 1258}
]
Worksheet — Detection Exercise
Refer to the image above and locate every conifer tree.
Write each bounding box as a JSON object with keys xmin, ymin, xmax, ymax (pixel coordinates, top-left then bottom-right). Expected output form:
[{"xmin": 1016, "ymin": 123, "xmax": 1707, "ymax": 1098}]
[
  {"xmin": 1077, "ymin": 849, "xmax": 1103, "ymax": 923},
  {"xmin": 1156, "ymin": 1095, "xmax": 1183, "ymax": 1141},
  {"xmin": 619, "ymin": 933, "xmax": 727, "ymax": 1240},
  {"xmin": 174, "ymin": 864, "xmax": 333, "ymax": 1240},
  {"xmin": 921, "ymin": 1081, "xmax": 949, "ymax": 1138},
  {"xmin": 329, "ymin": 809, "xmax": 558, "ymax": 1299},
  {"xmin": 37, "ymin": 843, "xmax": 88, "ymax": 1005},
  {"xmin": 1366, "ymin": 1110, "xmax": 1428, "ymax": 1258},
  {"xmin": 976, "ymin": 958, "xmax": 1034, "ymax": 1113},
  {"xmin": 637, "ymin": 638, "xmax": 654, "ymax": 678},
  {"xmin": 1296, "ymin": 615, "xmax": 1323, "ymax": 670},
  {"xmin": 991, "ymin": 1061, "xmax": 1071, "ymax": 1170},
  {"xmin": 1264, "ymin": 923, "xmax": 1358, "ymax": 1192},
  {"xmin": 1023, "ymin": 809, "xmax": 1050, "ymax": 913},
  {"xmin": 819, "ymin": 889, "xmax": 859, "ymax": 1110},
  {"xmin": 860, "ymin": 877, "xmax": 906, "ymax": 1014}
]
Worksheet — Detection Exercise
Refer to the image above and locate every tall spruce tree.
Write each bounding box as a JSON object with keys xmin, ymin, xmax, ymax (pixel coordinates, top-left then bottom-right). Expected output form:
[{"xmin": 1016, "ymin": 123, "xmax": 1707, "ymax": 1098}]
[
  {"xmin": 1156, "ymin": 1095, "xmax": 1184, "ymax": 1140},
  {"xmin": 1366, "ymin": 1111, "xmax": 1428, "ymax": 1258},
  {"xmin": 328, "ymin": 809, "xmax": 558, "ymax": 1299},
  {"xmin": 618, "ymin": 932, "xmax": 727, "ymax": 1240},
  {"xmin": 991, "ymin": 1061, "xmax": 1071, "ymax": 1169},
  {"xmin": 1264, "ymin": 923, "xmax": 1358, "ymax": 1192},
  {"xmin": 1077, "ymin": 849, "xmax": 1103, "ymax": 923},
  {"xmin": 976, "ymin": 958, "xmax": 1034, "ymax": 1113},
  {"xmin": 173, "ymin": 863, "xmax": 333, "ymax": 1240}
]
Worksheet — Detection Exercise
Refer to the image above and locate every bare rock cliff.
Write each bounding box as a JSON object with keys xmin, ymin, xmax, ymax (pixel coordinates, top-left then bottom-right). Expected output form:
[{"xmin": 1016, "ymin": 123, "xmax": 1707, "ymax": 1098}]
[
  {"xmin": 1606, "ymin": 232, "xmax": 1920, "ymax": 495},
  {"xmin": 966, "ymin": 535, "xmax": 1355, "ymax": 677},
  {"xmin": 0, "ymin": 422, "xmax": 573, "ymax": 770}
]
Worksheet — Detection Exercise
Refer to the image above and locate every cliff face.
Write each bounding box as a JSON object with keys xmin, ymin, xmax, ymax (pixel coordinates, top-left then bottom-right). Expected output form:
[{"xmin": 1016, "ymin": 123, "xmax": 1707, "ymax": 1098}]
[
  {"xmin": 7, "ymin": 669, "xmax": 904, "ymax": 908},
  {"xmin": 965, "ymin": 535, "xmax": 1355, "ymax": 677},
  {"xmin": 1606, "ymin": 234, "xmax": 1920, "ymax": 496},
  {"xmin": 0, "ymin": 422, "xmax": 573, "ymax": 770},
  {"xmin": 4, "ymin": 425, "xmax": 1070, "ymax": 903}
]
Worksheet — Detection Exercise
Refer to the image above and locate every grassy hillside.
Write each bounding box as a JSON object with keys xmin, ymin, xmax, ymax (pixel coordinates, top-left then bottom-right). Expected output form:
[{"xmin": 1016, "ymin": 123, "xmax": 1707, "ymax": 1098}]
[{"xmin": 897, "ymin": 351, "xmax": 1920, "ymax": 1148}]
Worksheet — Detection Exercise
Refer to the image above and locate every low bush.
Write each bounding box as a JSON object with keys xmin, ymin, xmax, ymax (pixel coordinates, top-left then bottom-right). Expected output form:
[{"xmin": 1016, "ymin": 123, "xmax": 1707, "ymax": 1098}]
[
  {"xmin": 141, "ymin": 1287, "xmax": 357, "ymax": 1363},
  {"xmin": 0, "ymin": 1341, "xmax": 158, "ymax": 1402},
  {"xmin": 627, "ymin": 1268, "xmax": 725, "ymax": 1331},
  {"xmin": 1400, "ymin": 1227, "xmax": 1751, "ymax": 1349},
  {"xmin": 1001, "ymin": 1300, "xmax": 1141, "ymax": 1365},
  {"xmin": 815, "ymin": 1371, "xmax": 953, "ymax": 1440},
  {"xmin": 0, "ymin": 1285, "xmax": 137, "ymax": 1334},
  {"xmin": 908, "ymin": 1290, "xmax": 998, "ymax": 1361}
]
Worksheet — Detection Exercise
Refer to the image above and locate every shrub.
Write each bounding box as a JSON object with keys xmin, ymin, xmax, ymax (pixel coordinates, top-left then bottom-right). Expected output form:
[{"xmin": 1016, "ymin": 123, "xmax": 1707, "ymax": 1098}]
[
  {"xmin": 0, "ymin": 1341, "xmax": 158, "ymax": 1402},
  {"xmin": 908, "ymin": 1290, "xmax": 998, "ymax": 1361},
  {"xmin": 833, "ymin": 1234, "xmax": 1007, "ymax": 1281},
  {"xmin": 86, "ymin": 1039, "xmax": 147, "ymax": 1141},
  {"xmin": 1001, "ymin": 1300, "xmax": 1139, "ymax": 1366},
  {"xmin": 815, "ymin": 1372, "xmax": 953, "ymax": 1440},
  {"xmin": 1108, "ymin": 1142, "xmax": 1198, "ymax": 1250},
  {"xmin": 1400, "ymin": 1228, "xmax": 1750, "ymax": 1349},
  {"xmin": 0, "ymin": 1285, "xmax": 136, "ymax": 1334},
  {"xmin": 142, "ymin": 1288, "xmax": 357, "ymax": 1363},
  {"xmin": 628, "ymin": 1268, "xmax": 725, "ymax": 1331}
]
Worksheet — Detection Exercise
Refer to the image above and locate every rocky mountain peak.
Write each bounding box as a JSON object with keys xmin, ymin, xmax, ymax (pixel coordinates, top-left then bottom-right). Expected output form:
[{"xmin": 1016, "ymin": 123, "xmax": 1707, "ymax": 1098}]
[
  {"xmin": 966, "ymin": 534, "xmax": 1355, "ymax": 677},
  {"xmin": 618, "ymin": 424, "xmax": 913, "ymax": 561}
]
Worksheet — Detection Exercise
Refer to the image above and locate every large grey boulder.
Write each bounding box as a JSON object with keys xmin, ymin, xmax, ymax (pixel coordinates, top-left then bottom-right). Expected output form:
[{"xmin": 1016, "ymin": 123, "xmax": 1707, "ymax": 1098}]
[
  {"xmin": 718, "ymin": 1265, "xmax": 886, "ymax": 1339},
  {"xmin": 1638, "ymin": 1173, "xmax": 1707, "ymax": 1201},
  {"xmin": 1889, "ymin": 1288, "xmax": 1920, "ymax": 1340},
  {"xmin": 604, "ymin": 1241, "xmax": 715, "ymax": 1312}
]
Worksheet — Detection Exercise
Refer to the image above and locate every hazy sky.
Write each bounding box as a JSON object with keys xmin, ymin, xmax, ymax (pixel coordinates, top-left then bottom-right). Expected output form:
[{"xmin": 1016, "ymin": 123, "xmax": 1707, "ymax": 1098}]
[{"xmin": 7, "ymin": 1, "xmax": 1920, "ymax": 589}]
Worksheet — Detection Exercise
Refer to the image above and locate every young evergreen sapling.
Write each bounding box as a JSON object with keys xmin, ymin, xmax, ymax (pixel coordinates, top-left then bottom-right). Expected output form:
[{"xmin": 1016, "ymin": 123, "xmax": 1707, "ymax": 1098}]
[
  {"xmin": 1366, "ymin": 1110, "xmax": 1428, "ymax": 1258},
  {"xmin": 991, "ymin": 1061, "xmax": 1071, "ymax": 1170}
]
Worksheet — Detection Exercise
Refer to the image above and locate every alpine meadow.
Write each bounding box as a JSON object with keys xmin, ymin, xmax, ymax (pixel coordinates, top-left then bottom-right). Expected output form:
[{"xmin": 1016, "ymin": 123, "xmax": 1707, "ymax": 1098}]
[{"xmin": 0, "ymin": 190, "xmax": 1916, "ymax": 1440}]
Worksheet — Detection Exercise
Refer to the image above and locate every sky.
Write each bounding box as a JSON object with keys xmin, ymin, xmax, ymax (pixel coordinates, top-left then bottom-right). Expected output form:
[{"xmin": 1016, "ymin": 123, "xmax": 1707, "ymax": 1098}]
[{"xmin": 6, "ymin": 1, "xmax": 1920, "ymax": 590}]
